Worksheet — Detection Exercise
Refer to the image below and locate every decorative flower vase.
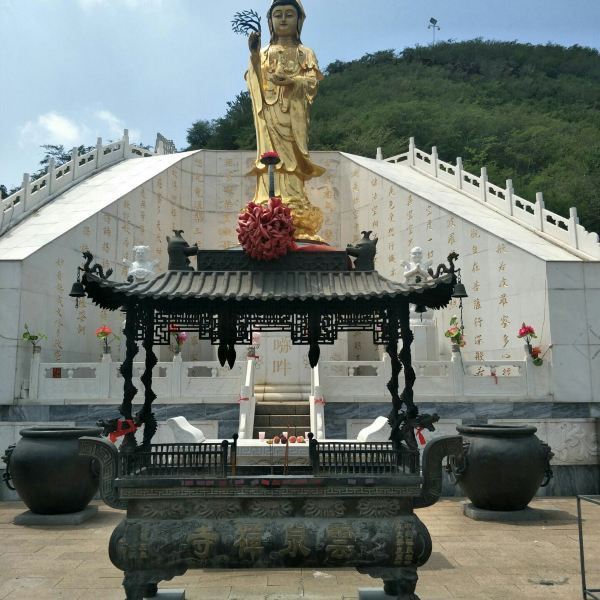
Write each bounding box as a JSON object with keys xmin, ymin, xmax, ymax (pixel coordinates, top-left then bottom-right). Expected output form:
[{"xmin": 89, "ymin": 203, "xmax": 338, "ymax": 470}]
[
  {"xmin": 2, "ymin": 427, "xmax": 102, "ymax": 514},
  {"xmin": 450, "ymin": 425, "xmax": 554, "ymax": 511}
]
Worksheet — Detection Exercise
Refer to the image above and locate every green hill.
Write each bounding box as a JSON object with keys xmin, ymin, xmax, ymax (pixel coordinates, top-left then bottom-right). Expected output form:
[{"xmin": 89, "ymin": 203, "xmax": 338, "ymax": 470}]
[{"xmin": 187, "ymin": 40, "xmax": 600, "ymax": 233}]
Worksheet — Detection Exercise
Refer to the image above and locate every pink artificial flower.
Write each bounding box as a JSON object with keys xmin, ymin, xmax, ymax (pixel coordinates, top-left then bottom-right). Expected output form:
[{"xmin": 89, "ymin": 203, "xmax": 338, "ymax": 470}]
[
  {"xmin": 176, "ymin": 332, "xmax": 188, "ymax": 344},
  {"xmin": 518, "ymin": 323, "xmax": 537, "ymax": 339}
]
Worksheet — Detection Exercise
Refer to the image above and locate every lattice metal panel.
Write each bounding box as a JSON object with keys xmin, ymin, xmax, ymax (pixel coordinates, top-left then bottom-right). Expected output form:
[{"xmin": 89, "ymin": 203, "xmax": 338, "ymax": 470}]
[
  {"xmin": 319, "ymin": 313, "xmax": 337, "ymax": 345},
  {"xmin": 134, "ymin": 312, "xmax": 218, "ymax": 346},
  {"xmin": 373, "ymin": 311, "xmax": 393, "ymax": 345},
  {"xmin": 291, "ymin": 313, "xmax": 309, "ymax": 344},
  {"xmin": 132, "ymin": 307, "xmax": 402, "ymax": 346},
  {"xmin": 336, "ymin": 312, "xmax": 377, "ymax": 332}
]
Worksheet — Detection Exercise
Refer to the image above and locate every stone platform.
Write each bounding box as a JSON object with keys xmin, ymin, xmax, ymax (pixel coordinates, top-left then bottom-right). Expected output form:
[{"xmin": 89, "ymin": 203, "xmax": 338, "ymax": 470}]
[
  {"xmin": 13, "ymin": 505, "xmax": 98, "ymax": 526},
  {"xmin": 0, "ymin": 498, "xmax": 597, "ymax": 599}
]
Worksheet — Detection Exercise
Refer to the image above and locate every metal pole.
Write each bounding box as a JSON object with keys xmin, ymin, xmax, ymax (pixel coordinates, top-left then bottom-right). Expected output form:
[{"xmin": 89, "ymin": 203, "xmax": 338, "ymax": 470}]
[{"xmin": 578, "ymin": 496, "xmax": 587, "ymax": 599}]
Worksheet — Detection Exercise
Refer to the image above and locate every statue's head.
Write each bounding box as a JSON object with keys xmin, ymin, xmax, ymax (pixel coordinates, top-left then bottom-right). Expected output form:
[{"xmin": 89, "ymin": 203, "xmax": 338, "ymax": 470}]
[
  {"xmin": 133, "ymin": 245, "xmax": 149, "ymax": 260},
  {"xmin": 410, "ymin": 246, "xmax": 423, "ymax": 263},
  {"xmin": 268, "ymin": 0, "xmax": 305, "ymax": 44}
]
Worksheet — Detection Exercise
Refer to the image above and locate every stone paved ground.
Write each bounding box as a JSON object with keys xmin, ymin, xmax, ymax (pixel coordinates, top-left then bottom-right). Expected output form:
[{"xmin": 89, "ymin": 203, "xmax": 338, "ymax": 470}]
[{"xmin": 0, "ymin": 498, "xmax": 598, "ymax": 599}]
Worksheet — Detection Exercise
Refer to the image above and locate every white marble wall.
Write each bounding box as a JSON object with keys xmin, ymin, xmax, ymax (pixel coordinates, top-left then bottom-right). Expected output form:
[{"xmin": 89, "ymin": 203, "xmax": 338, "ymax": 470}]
[
  {"xmin": 342, "ymin": 156, "xmax": 552, "ymax": 364},
  {"xmin": 2, "ymin": 150, "xmax": 599, "ymax": 409},
  {"xmin": 0, "ymin": 262, "xmax": 22, "ymax": 403},
  {"xmin": 1, "ymin": 151, "xmax": 346, "ymax": 404},
  {"xmin": 546, "ymin": 261, "xmax": 600, "ymax": 404}
]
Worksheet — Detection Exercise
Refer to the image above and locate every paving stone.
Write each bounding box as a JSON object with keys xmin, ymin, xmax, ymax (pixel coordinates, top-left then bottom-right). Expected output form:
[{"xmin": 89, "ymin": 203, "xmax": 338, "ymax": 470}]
[
  {"xmin": 0, "ymin": 498, "xmax": 597, "ymax": 600},
  {"xmin": 144, "ymin": 590, "xmax": 185, "ymax": 599}
]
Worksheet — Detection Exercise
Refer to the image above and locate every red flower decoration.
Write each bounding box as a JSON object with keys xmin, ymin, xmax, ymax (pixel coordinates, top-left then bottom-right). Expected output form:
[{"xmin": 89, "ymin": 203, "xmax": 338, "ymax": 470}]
[
  {"xmin": 517, "ymin": 323, "xmax": 537, "ymax": 339},
  {"xmin": 95, "ymin": 325, "xmax": 112, "ymax": 339},
  {"xmin": 237, "ymin": 197, "xmax": 295, "ymax": 261}
]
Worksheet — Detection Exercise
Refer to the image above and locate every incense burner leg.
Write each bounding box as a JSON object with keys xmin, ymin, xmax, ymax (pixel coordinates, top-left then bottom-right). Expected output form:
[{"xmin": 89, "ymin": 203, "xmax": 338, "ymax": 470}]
[
  {"xmin": 361, "ymin": 566, "xmax": 420, "ymax": 600},
  {"xmin": 123, "ymin": 572, "xmax": 169, "ymax": 599},
  {"xmin": 123, "ymin": 572, "xmax": 151, "ymax": 600},
  {"xmin": 383, "ymin": 567, "xmax": 419, "ymax": 599}
]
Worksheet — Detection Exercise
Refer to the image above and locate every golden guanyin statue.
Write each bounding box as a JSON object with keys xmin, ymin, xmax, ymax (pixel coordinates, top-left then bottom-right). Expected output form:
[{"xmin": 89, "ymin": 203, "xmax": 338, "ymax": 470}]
[{"xmin": 245, "ymin": 0, "xmax": 325, "ymax": 241}]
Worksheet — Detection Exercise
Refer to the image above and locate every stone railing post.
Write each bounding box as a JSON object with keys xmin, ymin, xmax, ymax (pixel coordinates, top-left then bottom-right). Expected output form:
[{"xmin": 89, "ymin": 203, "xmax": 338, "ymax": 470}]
[
  {"xmin": 535, "ymin": 192, "xmax": 545, "ymax": 231},
  {"xmin": 480, "ymin": 167, "xmax": 488, "ymax": 202},
  {"xmin": 569, "ymin": 207, "xmax": 579, "ymax": 248},
  {"xmin": 99, "ymin": 353, "xmax": 111, "ymax": 399},
  {"xmin": 376, "ymin": 147, "xmax": 383, "ymax": 161},
  {"xmin": 450, "ymin": 347, "xmax": 464, "ymax": 399},
  {"xmin": 408, "ymin": 137, "xmax": 416, "ymax": 166},
  {"xmin": 171, "ymin": 354, "xmax": 182, "ymax": 399},
  {"xmin": 21, "ymin": 173, "xmax": 31, "ymax": 211},
  {"xmin": 245, "ymin": 358, "xmax": 256, "ymax": 398},
  {"xmin": 311, "ymin": 384, "xmax": 326, "ymax": 440},
  {"xmin": 122, "ymin": 129, "xmax": 130, "ymax": 157},
  {"xmin": 431, "ymin": 146, "xmax": 439, "ymax": 177},
  {"xmin": 237, "ymin": 381, "xmax": 256, "ymax": 440},
  {"xmin": 71, "ymin": 147, "xmax": 79, "ymax": 180},
  {"xmin": 95, "ymin": 137, "xmax": 103, "ymax": 169},
  {"xmin": 46, "ymin": 158, "xmax": 55, "ymax": 196},
  {"xmin": 455, "ymin": 157, "xmax": 463, "ymax": 189},
  {"xmin": 505, "ymin": 179, "xmax": 514, "ymax": 215},
  {"xmin": 28, "ymin": 346, "xmax": 41, "ymax": 400}
]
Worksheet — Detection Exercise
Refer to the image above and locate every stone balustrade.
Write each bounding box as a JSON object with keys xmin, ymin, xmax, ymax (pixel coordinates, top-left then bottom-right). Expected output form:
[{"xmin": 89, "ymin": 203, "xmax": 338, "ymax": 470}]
[
  {"xmin": 27, "ymin": 352, "xmax": 244, "ymax": 403},
  {"xmin": 381, "ymin": 138, "xmax": 600, "ymax": 259},
  {"xmin": 314, "ymin": 349, "xmax": 551, "ymax": 403},
  {"xmin": 0, "ymin": 129, "xmax": 155, "ymax": 237}
]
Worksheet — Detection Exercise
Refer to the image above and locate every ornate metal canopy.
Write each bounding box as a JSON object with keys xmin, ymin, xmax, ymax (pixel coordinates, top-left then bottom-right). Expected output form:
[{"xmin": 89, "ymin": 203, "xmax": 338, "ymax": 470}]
[{"xmin": 79, "ymin": 245, "xmax": 458, "ymax": 455}]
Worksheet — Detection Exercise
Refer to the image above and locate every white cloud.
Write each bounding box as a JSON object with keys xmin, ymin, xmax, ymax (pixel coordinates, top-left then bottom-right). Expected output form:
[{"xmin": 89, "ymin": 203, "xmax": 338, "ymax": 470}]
[
  {"xmin": 19, "ymin": 112, "xmax": 86, "ymax": 148},
  {"xmin": 95, "ymin": 110, "xmax": 141, "ymax": 143},
  {"xmin": 18, "ymin": 108, "xmax": 141, "ymax": 150}
]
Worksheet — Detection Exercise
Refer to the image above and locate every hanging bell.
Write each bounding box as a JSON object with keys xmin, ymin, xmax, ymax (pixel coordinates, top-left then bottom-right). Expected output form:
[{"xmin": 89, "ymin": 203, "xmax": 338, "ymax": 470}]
[
  {"xmin": 69, "ymin": 281, "xmax": 85, "ymax": 298},
  {"xmin": 414, "ymin": 304, "xmax": 428, "ymax": 314},
  {"xmin": 452, "ymin": 282, "xmax": 468, "ymax": 298}
]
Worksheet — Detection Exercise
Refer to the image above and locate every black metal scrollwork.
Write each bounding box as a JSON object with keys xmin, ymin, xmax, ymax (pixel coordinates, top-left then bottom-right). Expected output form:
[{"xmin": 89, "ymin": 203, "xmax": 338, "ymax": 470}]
[{"xmin": 1, "ymin": 444, "xmax": 15, "ymax": 491}]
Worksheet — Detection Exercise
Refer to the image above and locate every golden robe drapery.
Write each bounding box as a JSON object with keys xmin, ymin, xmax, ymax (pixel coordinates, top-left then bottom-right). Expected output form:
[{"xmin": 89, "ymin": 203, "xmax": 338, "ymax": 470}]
[{"xmin": 246, "ymin": 43, "xmax": 325, "ymax": 239}]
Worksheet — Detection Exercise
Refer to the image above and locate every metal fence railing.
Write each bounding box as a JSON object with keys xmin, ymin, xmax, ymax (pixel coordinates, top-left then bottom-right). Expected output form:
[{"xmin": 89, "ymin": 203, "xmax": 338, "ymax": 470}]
[
  {"xmin": 116, "ymin": 435, "xmax": 418, "ymax": 480},
  {"xmin": 309, "ymin": 439, "xmax": 418, "ymax": 476}
]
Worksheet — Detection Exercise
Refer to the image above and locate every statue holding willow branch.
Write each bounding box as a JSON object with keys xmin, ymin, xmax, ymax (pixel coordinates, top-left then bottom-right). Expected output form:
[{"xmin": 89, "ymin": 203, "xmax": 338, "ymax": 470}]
[{"xmin": 232, "ymin": 1, "xmax": 325, "ymax": 241}]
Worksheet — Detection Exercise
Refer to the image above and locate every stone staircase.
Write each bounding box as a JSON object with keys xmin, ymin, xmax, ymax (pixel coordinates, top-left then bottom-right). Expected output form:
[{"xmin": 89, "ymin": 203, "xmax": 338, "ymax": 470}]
[{"xmin": 252, "ymin": 384, "xmax": 311, "ymax": 440}]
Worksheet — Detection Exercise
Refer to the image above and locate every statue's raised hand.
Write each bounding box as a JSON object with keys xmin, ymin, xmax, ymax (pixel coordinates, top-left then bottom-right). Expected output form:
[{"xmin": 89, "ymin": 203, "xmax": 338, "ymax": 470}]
[{"xmin": 248, "ymin": 31, "xmax": 261, "ymax": 54}]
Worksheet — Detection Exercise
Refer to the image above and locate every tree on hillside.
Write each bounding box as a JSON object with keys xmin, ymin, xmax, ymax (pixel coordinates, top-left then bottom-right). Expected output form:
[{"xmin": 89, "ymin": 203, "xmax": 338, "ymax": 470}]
[
  {"xmin": 184, "ymin": 40, "xmax": 600, "ymax": 232},
  {"xmin": 187, "ymin": 120, "xmax": 216, "ymax": 149},
  {"xmin": 30, "ymin": 144, "xmax": 94, "ymax": 181}
]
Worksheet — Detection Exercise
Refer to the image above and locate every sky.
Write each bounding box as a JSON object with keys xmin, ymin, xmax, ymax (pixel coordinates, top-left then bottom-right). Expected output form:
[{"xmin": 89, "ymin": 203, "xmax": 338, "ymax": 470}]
[{"xmin": 1, "ymin": 0, "xmax": 599, "ymax": 188}]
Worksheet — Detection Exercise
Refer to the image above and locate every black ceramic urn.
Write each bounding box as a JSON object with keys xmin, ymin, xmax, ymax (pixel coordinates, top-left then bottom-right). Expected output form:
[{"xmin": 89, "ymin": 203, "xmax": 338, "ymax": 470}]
[
  {"xmin": 453, "ymin": 425, "xmax": 554, "ymax": 511},
  {"xmin": 3, "ymin": 426, "xmax": 102, "ymax": 514}
]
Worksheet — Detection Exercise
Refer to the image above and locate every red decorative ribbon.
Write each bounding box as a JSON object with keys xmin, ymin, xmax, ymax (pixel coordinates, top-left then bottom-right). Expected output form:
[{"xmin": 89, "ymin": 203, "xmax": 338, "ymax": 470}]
[
  {"xmin": 415, "ymin": 427, "xmax": 427, "ymax": 446},
  {"xmin": 314, "ymin": 398, "xmax": 326, "ymax": 406},
  {"xmin": 238, "ymin": 396, "xmax": 250, "ymax": 404},
  {"xmin": 108, "ymin": 419, "xmax": 138, "ymax": 443},
  {"xmin": 237, "ymin": 197, "xmax": 295, "ymax": 261}
]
